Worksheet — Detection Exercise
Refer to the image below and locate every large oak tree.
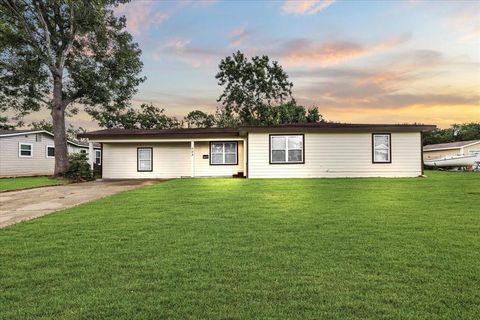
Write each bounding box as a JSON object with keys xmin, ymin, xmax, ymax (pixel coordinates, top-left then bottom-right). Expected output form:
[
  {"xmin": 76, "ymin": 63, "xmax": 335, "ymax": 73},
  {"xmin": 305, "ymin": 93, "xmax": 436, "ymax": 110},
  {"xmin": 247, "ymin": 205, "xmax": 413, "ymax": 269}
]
[{"xmin": 0, "ymin": 0, "xmax": 144, "ymax": 176}]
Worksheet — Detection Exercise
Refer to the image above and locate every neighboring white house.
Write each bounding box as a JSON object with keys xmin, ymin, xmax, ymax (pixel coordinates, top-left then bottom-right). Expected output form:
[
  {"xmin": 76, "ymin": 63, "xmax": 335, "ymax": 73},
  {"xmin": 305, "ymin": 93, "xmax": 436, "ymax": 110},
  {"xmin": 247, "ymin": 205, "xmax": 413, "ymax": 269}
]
[
  {"xmin": 0, "ymin": 130, "xmax": 101, "ymax": 177},
  {"xmin": 78, "ymin": 123, "xmax": 435, "ymax": 179},
  {"xmin": 423, "ymin": 140, "xmax": 480, "ymax": 161}
]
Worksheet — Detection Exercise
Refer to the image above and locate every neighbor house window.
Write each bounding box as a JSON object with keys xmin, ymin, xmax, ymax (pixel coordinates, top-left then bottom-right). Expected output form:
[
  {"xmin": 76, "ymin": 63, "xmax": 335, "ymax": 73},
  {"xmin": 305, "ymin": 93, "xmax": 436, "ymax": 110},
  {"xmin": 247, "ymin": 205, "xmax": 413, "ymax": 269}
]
[
  {"xmin": 210, "ymin": 142, "xmax": 238, "ymax": 165},
  {"xmin": 46, "ymin": 146, "xmax": 55, "ymax": 158},
  {"xmin": 270, "ymin": 135, "xmax": 304, "ymax": 164},
  {"xmin": 95, "ymin": 149, "xmax": 102, "ymax": 165},
  {"xmin": 19, "ymin": 143, "xmax": 33, "ymax": 157},
  {"xmin": 372, "ymin": 133, "xmax": 391, "ymax": 163},
  {"xmin": 80, "ymin": 149, "xmax": 87, "ymax": 154},
  {"xmin": 137, "ymin": 147, "xmax": 152, "ymax": 172}
]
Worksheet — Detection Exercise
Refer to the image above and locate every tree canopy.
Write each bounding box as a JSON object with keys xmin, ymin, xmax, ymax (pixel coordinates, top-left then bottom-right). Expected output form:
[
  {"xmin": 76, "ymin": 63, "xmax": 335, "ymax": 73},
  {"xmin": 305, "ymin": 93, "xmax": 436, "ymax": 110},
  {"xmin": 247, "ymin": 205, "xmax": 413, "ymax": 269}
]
[
  {"xmin": 0, "ymin": 0, "xmax": 144, "ymax": 175},
  {"xmin": 215, "ymin": 51, "xmax": 322, "ymax": 126},
  {"xmin": 423, "ymin": 123, "xmax": 480, "ymax": 145}
]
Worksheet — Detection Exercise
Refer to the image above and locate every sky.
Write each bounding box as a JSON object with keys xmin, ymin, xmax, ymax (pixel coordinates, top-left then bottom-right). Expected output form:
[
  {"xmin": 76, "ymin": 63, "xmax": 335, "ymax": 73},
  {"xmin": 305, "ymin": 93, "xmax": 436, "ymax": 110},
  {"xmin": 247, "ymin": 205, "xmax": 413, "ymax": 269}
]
[{"xmin": 26, "ymin": 0, "xmax": 480, "ymax": 128}]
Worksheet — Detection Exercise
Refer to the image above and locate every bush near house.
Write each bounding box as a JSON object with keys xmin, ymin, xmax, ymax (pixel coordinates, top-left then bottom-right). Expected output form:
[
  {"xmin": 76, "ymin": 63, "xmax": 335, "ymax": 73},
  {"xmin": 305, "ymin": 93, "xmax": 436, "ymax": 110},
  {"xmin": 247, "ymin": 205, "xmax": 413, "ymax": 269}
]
[{"xmin": 65, "ymin": 153, "xmax": 94, "ymax": 182}]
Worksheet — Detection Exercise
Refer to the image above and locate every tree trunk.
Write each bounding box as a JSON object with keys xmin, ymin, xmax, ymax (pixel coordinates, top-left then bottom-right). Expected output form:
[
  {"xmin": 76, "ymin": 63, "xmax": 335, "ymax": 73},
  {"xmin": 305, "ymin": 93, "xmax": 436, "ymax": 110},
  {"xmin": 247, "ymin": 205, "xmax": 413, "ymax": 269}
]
[{"xmin": 51, "ymin": 75, "xmax": 69, "ymax": 177}]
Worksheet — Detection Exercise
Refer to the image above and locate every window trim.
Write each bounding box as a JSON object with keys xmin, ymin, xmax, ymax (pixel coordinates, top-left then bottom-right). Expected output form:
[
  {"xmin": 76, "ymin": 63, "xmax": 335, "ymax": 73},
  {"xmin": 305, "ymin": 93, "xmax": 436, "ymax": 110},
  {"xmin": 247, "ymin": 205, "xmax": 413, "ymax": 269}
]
[
  {"xmin": 269, "ymin": 134, "xmax": 305, "ymax": 164},
  {"xmin": 372, "ymin": 133, "xmax": 392, "ymax": 164},
  {"xmin": 95, "ymin": 149, "xmax": 102, "ymax": 165},
  {"xmin": 19, "ymin": 142, "xmax": 33, "ymax": 158},
  {"xmin": 46, "ymin": 145, "xmax": 55, "ymax": 158},
  {"xmin": 137, "ymin": 147, "xmax": 153, "ymax": 172},
  {"xmin": 209, "ymin": 141, "xmax": 238, "ymax": 166}
]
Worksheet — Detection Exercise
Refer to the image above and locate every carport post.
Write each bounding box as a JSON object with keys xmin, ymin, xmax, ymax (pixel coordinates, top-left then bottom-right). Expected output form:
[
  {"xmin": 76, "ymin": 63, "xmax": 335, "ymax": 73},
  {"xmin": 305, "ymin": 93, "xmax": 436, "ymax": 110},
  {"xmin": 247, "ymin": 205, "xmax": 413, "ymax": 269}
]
[
  {"xmin": 88, "ymin": 141, "xmax": 94, "ymax": 170},
  {"xmin": 191, "ymin": 141, "xmax": 195, "ymax": 178}
]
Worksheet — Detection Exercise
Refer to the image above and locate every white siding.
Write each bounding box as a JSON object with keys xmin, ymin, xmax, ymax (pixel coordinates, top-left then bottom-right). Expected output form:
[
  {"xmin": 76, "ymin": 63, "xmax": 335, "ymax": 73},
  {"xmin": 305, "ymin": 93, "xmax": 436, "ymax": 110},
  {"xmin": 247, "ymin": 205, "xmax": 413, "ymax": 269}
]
[
  {"xmin": 247, "ymin": 132, "xmax": 422, "ymax": 178},
  {"xmin": 194, "ymin": 141, "xmax": 244, "ymax": 177},
  {"xmin": 102, "ymin": 142, "xmax": 191, "ymax": 179},
  {"xmin": 0, "ymin": 133, "xmax": 55, "ymax": 177},
  {"xmin": 0, "ymin": 133, "xmax": 90, "ymax": 177}
]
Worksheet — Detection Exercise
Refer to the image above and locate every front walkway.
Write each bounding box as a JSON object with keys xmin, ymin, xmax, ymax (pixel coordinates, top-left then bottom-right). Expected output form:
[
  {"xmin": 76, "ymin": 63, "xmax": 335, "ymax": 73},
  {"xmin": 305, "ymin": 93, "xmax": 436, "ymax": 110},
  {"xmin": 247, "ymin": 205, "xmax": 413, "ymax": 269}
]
[{"xmin": 0, "ymin": 180, "xmax": 154, "ymax": 228}]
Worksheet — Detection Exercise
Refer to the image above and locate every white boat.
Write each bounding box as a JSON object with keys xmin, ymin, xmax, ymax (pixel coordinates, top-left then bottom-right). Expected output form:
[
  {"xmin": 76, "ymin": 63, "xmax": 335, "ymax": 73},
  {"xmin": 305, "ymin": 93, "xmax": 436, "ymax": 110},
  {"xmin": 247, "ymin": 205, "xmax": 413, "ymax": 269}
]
[{"xmin": 424, "ymin": 154, "xmax": 480, "ymax": 167}]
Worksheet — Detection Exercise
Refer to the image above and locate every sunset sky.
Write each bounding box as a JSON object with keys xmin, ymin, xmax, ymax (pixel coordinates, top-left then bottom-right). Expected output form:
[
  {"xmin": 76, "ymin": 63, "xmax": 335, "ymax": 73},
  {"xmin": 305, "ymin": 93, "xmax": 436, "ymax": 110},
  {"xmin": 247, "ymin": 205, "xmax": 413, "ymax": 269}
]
[{"xmin": 29, "ymin": 0, "xmax": 480, "ymax": 128}]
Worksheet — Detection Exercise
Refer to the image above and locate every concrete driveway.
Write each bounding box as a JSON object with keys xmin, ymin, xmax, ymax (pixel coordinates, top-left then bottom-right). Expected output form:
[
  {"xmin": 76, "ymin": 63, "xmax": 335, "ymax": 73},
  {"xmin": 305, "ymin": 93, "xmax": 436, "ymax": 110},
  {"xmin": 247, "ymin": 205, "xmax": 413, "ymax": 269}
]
[{"xmin": 0, "ymin": 180, "xmax": 155, "ymax": 228}]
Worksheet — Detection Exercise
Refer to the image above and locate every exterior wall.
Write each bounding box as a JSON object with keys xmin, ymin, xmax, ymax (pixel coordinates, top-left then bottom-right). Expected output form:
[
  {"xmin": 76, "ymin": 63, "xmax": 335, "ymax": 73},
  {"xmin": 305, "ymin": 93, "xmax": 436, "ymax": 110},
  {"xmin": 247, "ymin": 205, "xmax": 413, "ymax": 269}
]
[
  {"xmin": 463, "ymin": 143, "xmax": 480, "ymax": 155},
  {"xmin": 102, "ymin": 142, "xmax": 191, "ymax": 179},
  {"xmin": 0, "ymin": 133, "xmax": 55, "ymax": 177},
  {"xmin": 101, "ymin": 140, "xmax": 244, "ymax": 179},
  {"xmin": 423, "ymin": 142, "xmax": 480, "ymax": 160},
  {"xmin": 0, "ymin": 133, "xmax": 90, "ymax": 177},
  {"xmin": 423, "ymin": 149, "xmax": 461, "ymax": 161},
  {"xmin": 194, "ymin": 141, "xmax": 244, "ymax": 177},
  {"xmin": 248, "ymin": 132, "xmax": 422, "ymax": 178}
]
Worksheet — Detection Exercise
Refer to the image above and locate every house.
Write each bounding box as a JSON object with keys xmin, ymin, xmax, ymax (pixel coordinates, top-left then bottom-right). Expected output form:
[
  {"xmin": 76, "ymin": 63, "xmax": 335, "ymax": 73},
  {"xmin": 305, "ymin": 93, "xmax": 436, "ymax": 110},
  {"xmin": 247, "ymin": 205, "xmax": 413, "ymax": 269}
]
[
  {"xmin": 78, "ymin": 123, "xmax": 435, "ymax": 179},
  {"xmin": 0, "ymin": 130, "xmax": 101, "ymax": 177},
  {"xmin": 423, "ymin": 140, "xmax": 480, "ymax": 161}
]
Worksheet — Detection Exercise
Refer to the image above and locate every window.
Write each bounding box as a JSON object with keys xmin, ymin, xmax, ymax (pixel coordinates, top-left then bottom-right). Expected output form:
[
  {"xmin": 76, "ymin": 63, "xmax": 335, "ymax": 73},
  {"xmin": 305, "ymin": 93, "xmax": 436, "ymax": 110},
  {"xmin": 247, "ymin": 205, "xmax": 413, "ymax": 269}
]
[
  {"xmin": 19, "ymin": 143, "xmax": 33, "ymax": 157},
  {"xmin": 46, "ymin": 146, "xmax": 55, "ymax": 158},
  {"xmin": 210, "ymin": 142, "xmax": 238, "ymax": 165},
  {"xmin": 95, "ymin": 149, "xmax": 102, "ymax": 165},
  {"xmin": 137, "ymin": 147, "xmax": 152, "ymax": 172},
  {"xmin": 36, "ymin": 134, "xmax": 42, "ymax": 142},
  {"xmin": 270, "ymin": 135, "xmax": 304, "ymax": 164},
  {"xmin": 80, "ymin": 149, "xmax": 87, "ymax": 154},
  {"xmin": 372, "ymin": 133, "xmax": 391, "ymax": 163}
]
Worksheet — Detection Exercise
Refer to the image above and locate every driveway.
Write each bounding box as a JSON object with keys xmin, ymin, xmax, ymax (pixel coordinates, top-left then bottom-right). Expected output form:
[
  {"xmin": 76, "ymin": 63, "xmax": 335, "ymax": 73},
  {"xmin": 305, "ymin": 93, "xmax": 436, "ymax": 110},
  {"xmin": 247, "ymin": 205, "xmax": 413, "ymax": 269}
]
[{"xmin": 0, "ymin": 180, "xmax": 155, "ymax": 228}]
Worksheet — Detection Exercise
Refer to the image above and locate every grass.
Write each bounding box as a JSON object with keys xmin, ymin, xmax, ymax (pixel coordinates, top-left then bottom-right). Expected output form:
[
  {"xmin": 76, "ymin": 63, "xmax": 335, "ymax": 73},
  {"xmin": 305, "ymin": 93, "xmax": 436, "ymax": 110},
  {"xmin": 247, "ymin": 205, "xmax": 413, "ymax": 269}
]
[
  {"xmin": 0, "ymin": 176, "xmax": 64, "ymax": 192},
  {"xmin": 1, "ymin": 171, "xmax": 479, "ymax": 319}
]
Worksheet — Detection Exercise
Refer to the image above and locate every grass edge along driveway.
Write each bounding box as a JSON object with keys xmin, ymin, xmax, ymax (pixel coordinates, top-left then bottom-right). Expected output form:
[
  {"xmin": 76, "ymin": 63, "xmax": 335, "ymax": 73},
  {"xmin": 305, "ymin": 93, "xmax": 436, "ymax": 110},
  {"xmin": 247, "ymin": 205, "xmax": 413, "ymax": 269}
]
[
  {"xmin": 1, "ymin": 171, "xmax": 479, "ymax": 319},
  {"xmin": 0, "ymin": 176, "xmax": 64, "ymax": 192}
]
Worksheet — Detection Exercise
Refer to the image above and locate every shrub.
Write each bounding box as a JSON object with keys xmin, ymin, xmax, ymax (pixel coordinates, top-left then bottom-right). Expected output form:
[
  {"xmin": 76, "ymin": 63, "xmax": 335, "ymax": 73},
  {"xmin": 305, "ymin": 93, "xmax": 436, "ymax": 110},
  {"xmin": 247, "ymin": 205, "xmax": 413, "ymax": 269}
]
[{"xmin": 65, "ymin": 153, "xmax": 94, "ymax": 182}]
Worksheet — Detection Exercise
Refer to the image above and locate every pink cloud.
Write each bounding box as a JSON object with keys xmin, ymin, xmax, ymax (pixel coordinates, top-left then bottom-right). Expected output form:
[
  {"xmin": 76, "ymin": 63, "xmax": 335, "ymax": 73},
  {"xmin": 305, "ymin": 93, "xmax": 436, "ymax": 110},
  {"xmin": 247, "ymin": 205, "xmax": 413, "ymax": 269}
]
[
  {"xmin": 279, "ymin": 34, "xmax": 411, "ymax": 67},
  {"xmin": 114, "ymin": 2, "xmax": 169, "ymax": 35},
  {"xmin": 282, "ymin": 0, "xmax": 335, "ymax": 15},
  {"xmin": 228, "ymin": 25, "xmax": 254, "ymax": 48}
]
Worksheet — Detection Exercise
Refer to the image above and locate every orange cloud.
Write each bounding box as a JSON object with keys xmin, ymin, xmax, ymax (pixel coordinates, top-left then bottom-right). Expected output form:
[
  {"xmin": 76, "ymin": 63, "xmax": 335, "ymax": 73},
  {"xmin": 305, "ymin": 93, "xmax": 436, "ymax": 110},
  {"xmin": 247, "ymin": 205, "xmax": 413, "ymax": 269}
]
[
  {"xmin": 279, "ymin": 34, "xmax": 411, "ymax": 67},
  {"xmin": 282, "ymin": 0, "xmax": 335, "ymax": 15}
]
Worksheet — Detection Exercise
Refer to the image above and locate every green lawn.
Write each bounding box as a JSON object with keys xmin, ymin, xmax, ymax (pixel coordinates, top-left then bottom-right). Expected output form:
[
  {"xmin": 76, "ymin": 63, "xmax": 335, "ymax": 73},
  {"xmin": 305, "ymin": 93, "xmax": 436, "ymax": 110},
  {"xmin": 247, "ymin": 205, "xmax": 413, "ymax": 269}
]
[
  {"xmin": 1, "ymin": 171, "xmax": 479, "ymax": 319},
  {"xmin": 0, "ymin": 176, "xmax": 64, "ymax": 192}
]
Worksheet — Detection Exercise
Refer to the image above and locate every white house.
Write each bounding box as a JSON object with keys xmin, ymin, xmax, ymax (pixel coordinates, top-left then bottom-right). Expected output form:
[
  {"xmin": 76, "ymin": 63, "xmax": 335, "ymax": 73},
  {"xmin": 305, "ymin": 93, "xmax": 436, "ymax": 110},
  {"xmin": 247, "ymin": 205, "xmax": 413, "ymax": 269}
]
[
  {"xmin": 0, "ymin": 130, "xmax": 101, "ymax": 177},
  {"xmin": 423, "ymin": 140, "xmax": 480, "ymax": 161},
  {"xmin": 78, "ymin": 123, "xmax": 435, "ymax": 179}
]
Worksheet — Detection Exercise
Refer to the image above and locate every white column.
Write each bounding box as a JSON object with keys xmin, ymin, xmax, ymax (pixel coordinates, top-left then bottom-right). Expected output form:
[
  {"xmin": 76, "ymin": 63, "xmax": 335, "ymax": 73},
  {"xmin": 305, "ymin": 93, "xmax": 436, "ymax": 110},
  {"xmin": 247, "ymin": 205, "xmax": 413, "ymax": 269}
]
[
  {"xmin": 88, "ymin": 141, "xmax": 94, "ymax": 170},
  {"xmin": 243, "ymin": 139, "xmax": 247, "ymax": 177},
  {"xmin": 191, "ymin": 141, "xmax": 195, "ymax": 178}
]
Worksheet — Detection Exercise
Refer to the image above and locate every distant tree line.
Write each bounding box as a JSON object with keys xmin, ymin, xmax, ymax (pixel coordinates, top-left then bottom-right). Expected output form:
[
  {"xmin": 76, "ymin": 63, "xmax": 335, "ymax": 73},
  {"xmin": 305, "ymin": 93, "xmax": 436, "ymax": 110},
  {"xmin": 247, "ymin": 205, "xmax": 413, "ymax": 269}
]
[{"xmin": 423, "ymin": 123, "xmax": 480, "ymax": 145}]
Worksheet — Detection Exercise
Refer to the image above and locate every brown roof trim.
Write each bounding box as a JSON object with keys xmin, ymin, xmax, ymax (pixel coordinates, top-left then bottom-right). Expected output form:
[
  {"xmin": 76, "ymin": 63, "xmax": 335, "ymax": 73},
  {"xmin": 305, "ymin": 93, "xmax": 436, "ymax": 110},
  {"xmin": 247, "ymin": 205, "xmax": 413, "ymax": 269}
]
[
  {"xmin": 78, "ymin": 123, "xmax": 436, "ymax": 139},
  {"xmin": 240, "ymin": 123, "xmax": 436, "ymax": 134},
  {"xmin": 78, "ymin": 127, "xmax": 240, "ymax": 139}
]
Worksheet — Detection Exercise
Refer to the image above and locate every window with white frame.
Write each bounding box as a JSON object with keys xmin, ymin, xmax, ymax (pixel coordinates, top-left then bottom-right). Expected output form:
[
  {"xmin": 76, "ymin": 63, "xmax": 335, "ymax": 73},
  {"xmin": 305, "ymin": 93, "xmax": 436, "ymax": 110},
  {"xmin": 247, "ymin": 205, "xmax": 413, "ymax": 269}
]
[
  {"xmin": 270, "ymin": 135, "xmax": 304, "ymax": 164},
  {"xmin": 19, "ymin": 143, "xmax": 33, "ymax": 157},
  {"xmin": 95, "ymin": 149, "xmax": 101, "ymax": 165},
  {"xmin": 137, "ymin": 148, "xmax": 152, "ymax": 171},
  {"xmin": 210, "ymin": 142, "xmax": 237, "ymax": 165},
  {"xmin": 372, "ymin": 134, "xmax": 391, "ymax": 163},
  {"xmin": 46, "ymin": 146, "xmax": 55, "ymax": 158}
]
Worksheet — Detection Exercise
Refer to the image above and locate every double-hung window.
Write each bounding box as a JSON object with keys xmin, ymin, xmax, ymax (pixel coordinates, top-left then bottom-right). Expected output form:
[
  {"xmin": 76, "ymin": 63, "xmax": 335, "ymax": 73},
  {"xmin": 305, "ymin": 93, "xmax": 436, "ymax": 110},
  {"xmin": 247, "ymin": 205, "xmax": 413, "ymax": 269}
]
[
  {"xmin": 210, "ymin": 142, "xmax": 238, "ymax": 165},
  {"xmin": 46, "ymin": 146, "xmax": 55, "ymax": 158},
  {"xmin": 19, "ymin": 143, "xmax": 33, "ymax": 157},
  {"xmin": 270, "ymin": 135, "xmax": 304, "ymax": 164},
  {"xmin": 95, "ymin": 150, "xmax": 102, "ymax": 165},
  {"xmin": 372, "ymin": 133, "xmax": 391, "ymax": 163},
  {"xmin": 137, "ymin": 147, "xmax": 153, "ymax": 171}
]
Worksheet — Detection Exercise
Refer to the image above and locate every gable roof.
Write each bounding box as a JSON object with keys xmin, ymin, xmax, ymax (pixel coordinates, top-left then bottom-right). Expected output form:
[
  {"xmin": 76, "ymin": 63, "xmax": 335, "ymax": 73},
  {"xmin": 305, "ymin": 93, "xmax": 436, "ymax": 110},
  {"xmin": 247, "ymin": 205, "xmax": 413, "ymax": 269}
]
[
  {"xmin": 0, "ymin": 130, "xmax": 90, "ymax": 148},
  {"xmin": 78, "ymin": 123, "xmax": 436, "ymax": 139},
  {"xmin": 423, "ymin": 140, "xmax": 480, "ymax": 151}
]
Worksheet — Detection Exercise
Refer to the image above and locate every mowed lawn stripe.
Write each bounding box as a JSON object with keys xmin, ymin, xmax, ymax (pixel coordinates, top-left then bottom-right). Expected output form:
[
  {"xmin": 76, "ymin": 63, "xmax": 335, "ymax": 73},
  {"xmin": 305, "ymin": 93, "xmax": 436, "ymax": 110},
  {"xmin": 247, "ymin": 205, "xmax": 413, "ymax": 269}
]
[{"xmin": 1, "ymin": 171, "xmax": 479, "ymax": 319}]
